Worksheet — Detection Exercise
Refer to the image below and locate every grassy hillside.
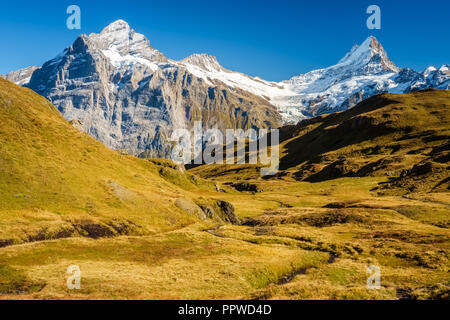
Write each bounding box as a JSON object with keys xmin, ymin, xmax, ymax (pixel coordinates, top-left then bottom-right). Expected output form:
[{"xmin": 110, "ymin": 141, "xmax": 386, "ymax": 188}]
[
  {"xmin": 191, "ymin": 89, "xmax": 450, "ymax": 196},
  {"xmin": 187, "ymin": 89, "xmax": 450, "ymax": 300},
  {"xmin": 0, "ymin": 79, "xmax": 331, "ymax": 300},
  {"xmin": 279, "ymin": 89, "xmax": 449, "ymax": 193},
  {"xmin": 0, "ymin": 80, "xmax": 448, "ymax": 300},
  {"xmin": 0, "ymin": 78, "xmax": 220, "ymax": 245}
]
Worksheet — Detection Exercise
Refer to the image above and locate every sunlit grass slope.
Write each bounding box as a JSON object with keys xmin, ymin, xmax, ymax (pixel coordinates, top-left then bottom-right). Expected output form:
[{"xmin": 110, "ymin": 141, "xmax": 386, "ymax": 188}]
[
  {"xmin": 0, "ymin": 79, "xmax": 448, "ymax": 300},
  {"xmin": 0, "ymin": 78, "xmax": 215, "ymax": 244}
]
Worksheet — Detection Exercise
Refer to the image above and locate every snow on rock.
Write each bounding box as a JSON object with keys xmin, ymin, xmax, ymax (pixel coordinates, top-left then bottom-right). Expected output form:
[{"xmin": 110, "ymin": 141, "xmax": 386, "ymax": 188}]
[
  {"xmin": 88, "ymin": 19, "xmax": 168, "ymax": 73},
  {"xmin": 25, "ymin": 20, "xmax": 282, "ymax": 158},
  {"xmin": 1, "ymin": 66, "xmax": 41, "ymax": 86},
  {"xmin": 171, "ymin": 36, "xmax": 443, "ymax": 124},
  {"xmin": 177, "ymin": 53, "xmax": 294, "ymax": 102},
  {"xmin": 16, "ymin": 20, "xmax": 450, "ymax": 136}
]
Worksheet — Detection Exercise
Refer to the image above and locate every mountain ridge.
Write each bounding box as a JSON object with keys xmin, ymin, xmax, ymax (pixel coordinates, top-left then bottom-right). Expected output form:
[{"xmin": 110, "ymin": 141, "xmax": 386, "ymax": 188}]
[
  {"xmin": 1, "ymin": 67, "xmax": 449, "ymax": 301},
  {"xmin": 190, "ymin": 88, "xmax": 450, "ymax": 196},
  {"xmin": 23, "ymin": 20, "xmax": 282, "ymax": 157},
  {"xmin": 3, "ymin": 20, "xmax": 448, "ymax": 156}
]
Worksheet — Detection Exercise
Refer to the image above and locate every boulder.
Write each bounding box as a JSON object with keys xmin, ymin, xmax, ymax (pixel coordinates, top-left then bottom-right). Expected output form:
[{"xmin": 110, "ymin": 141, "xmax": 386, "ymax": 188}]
[
  {"xmin": 175, "ymin": 199, "xmax": 206, "ymax": 221},
  {"xmin": 216, "ymin": 200, "xmax": 240, "ymax": 225},
  {"xmin": 229, "ymin": 182, "xmax": 262, "ymax": 193}
]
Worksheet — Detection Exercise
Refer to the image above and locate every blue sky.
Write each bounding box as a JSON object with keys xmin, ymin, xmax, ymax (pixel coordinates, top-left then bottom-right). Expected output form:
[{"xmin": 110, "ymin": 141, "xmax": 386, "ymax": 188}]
[{"xmin": 0, "ymin": 0, "xmax": 448, "ymax": 81}]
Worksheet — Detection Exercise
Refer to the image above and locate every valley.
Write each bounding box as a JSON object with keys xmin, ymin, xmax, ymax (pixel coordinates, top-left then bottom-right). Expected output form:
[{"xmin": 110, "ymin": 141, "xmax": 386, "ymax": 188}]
[
  {"xmin": 0, "ymin": 79, "xmax": 448, "ymax": 300},
  {"xmin": 1, "ymin": 176, "xmax": 448, "ymax": 300}
]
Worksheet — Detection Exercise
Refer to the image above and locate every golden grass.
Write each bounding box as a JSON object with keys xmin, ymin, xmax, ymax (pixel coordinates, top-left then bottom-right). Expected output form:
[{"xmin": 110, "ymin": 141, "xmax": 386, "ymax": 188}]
[{"xmin": 0, "ymin": 80, "xmax": 448, "ymax": 300}]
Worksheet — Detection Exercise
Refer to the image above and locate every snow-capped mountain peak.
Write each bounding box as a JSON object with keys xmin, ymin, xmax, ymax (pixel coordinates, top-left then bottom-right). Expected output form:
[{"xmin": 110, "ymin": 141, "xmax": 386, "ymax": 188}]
[
  {"xmin": 439, "ymin": 64, "xmax": 449, "ymax": 74},
  {"xmin": 180, "ymin": 54, "xmax": 223, "ymax": 72},
  {"xmin": 0, "ymin": 66, "xmax": 40, "ymax": 86},
  {"xmin": 100, "ymin": 19, "xmax": 131, "ymax": 37},
  {"xmin": 97, "ymin": 19, "xmax": 137, "ymax": 53},
  {"xmin": 424, "ymin": 66, "xmax": 438, "ymax": 76},
  {"xmin": 273, "ymin": 36, "xmax": 439, "ymax": 122},
  {"xmin": 338, "ymin": 36, "xmax": 375, "ymax": 65},
  {"xmin": 175, "ymin": 53, "xmax": 292, "ymax": 102},
  {"xmin": 12, "ymin": 20, "xmax": 449, "ymax": 157},
  {"xmin": 88, "ymin": 20, "xmax": 167, "ymax": 70},
  {"xmin": 24, "ymin": 19, "xmax": 282, "ymax": 158},
  {"xmin": 336, "ymin": 36, "xmax": 399, "ymax": 73}
]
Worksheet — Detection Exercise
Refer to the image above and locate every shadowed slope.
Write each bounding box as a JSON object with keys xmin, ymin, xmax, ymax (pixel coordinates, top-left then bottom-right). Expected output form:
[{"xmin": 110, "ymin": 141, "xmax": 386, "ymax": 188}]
[
  {"xmin": 280, "ymin": 89, "xmax": 449, "ymax": 193},
  {"xmin": 191, "ymin": 89, "xmax": 450, "ymax": 195}
]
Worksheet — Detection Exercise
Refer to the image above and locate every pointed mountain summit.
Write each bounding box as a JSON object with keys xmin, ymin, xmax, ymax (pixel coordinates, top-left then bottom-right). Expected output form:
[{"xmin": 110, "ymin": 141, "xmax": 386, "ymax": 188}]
[
  {"xmin": 12, "ymin": 20, "xmax": 448, "ymax": 151},
  {"xmin": 25, "ymin": 20, "xmax": 281, "ymax": 157},
  {"xmin": 89, "ymin": 19, "xmax": 167, "ymax": 67},
  {"xmin": 281, "ymin": 37, "xmax": 422, "ymax": 120},
  {"xmin": 288, "ymin": 36, "xmax": 399, "ymax": 89},
  {"xmin": 439, "ymin": 64, "xmax": 449, "ymax": 74},
  {"xmin": 100, "ymin": 19, "xmax": 130, "ymax": 35},
  {"xmin": 180, "ymin": 54, "xmax": 224, "ymax": 72},
  {"xmin": 424, "ymin": 66, "xmax": 438, "ymax": 77},
  {"xmin": 337, "ymin": 36, "xmax": 399, "ymax": 73},
  {"xmin": 97, "ymin": 19, "xmax": 138, "ymax": 53}
]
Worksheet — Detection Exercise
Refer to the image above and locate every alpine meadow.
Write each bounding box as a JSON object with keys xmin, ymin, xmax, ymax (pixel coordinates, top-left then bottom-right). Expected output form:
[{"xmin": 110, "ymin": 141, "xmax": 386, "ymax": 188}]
[{"xmin": 0, "ymin": 1, "xmax": 449, "ymax": 303}]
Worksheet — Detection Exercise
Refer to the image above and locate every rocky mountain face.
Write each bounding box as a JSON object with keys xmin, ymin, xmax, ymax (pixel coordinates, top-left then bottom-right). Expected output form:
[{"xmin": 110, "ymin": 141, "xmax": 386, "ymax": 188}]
[
  {"xmin": 276, "ymin": 89, "xmax": 450, "ymax": 187},
  {"xmin": 230, "ymin": 36, "xmax": 448, "ymax": 122},
  {"xmin": 192, "ymin": 89, "xmax": 450, "ymax": 194},
  {"xmin": 11, "ymin": 20, "xmax": 448, "ymax": 156},
  {"xmin": 157, "ymin": 35, "xmax": 449, "ymax": 124},
  {"xmin": 25, "ymin": 20, "xmax": 281, "ymax": 157},
  {"xmin": 408, "ymin": 65, "xmax": 450, "ymax": 92},
  {"xmin": 1, "ymin": 66, "xmax": 40, "ymax": 86}
]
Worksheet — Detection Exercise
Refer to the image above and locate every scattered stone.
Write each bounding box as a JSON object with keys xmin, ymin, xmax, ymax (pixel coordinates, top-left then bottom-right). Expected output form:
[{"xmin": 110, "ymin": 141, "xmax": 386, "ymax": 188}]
[
  {"xmin": 216, "ymin": 200, "xmax": 240, "ymax": 225},
  {"xmin": 69, "ymin": 120, "xmax": 84, "ymax": 133},
  {"xmin": 229, "ymin": 182, "xmax": 262, "ymax": 193},
  {"xmin": 215, "ymin": 184, "xmax": 226, "ymax": 192},
  {"xmin": 199, "ymin": 205, "xmax": 217, "ymax": 220},
  {"xmin": 73, "ymin": 223, "xmax": 115, "ymax": 239},
  {"xmin": 0, "ymin": 239, "xmax": 14, "ymax": 248}
]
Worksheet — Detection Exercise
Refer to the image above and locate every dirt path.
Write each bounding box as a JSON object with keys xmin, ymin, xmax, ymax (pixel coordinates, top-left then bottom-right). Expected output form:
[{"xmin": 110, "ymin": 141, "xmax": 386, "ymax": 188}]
[{"xmin": 205, "ymin": 225, "xmax": 225, "ymax": 238}]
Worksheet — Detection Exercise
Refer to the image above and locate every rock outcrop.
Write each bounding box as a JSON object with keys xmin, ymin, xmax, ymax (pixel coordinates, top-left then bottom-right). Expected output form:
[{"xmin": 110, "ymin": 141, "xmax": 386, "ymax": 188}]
[
  {"xmin": 13, "ymin": 21, "xmax": 448, "ymax": 155},
  {"xmin": 1, "ymin": 66, "xmax": 40, "ymax": 86},
  {"xmin": 26, "ymin": 20, "xmax": 281, "ymax": 158}
]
